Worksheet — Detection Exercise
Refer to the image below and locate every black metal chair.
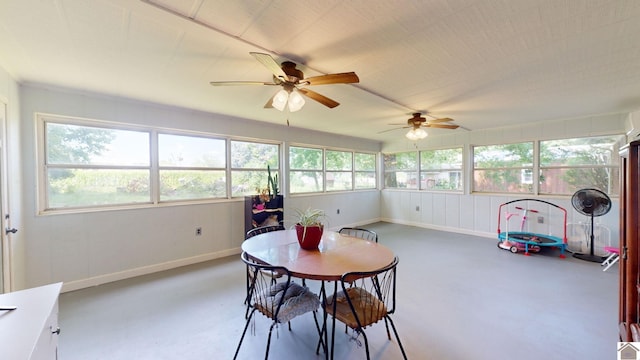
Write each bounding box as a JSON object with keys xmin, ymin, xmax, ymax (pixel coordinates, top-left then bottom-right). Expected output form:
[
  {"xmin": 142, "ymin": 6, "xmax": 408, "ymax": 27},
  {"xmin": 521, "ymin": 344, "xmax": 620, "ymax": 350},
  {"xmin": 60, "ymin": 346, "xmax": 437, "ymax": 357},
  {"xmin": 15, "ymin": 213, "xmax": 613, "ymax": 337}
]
[
  {"xmin": 244, "ymin": 225, "xmax": 287, "ymax": 310},
  {"xmin": 235, "ymin": 251, "xmax": 322, "ymax": 360},
  {"xmin": 334, "ymin": 227, "xmax": 380, "ymax": 335},
  {"xmin": 246, "ymin": 224, "xmax": 285, "ymax": 239},
  {"xmin": 324, "ymin": 256, "xmax": 407, "ymax": 359},
  {"xmin": 338, "ymin": 227, "xmax": 378, "ymax": 243}
]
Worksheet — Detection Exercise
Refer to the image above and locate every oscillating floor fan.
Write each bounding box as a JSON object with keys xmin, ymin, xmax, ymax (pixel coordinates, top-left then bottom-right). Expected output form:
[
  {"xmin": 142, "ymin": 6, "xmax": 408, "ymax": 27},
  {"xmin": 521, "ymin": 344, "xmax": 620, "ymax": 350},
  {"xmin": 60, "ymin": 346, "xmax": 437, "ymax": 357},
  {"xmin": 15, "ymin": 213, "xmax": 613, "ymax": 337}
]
[{"xmin": 571, "ymin": 188, "xmax": 612, "ymax": 262}]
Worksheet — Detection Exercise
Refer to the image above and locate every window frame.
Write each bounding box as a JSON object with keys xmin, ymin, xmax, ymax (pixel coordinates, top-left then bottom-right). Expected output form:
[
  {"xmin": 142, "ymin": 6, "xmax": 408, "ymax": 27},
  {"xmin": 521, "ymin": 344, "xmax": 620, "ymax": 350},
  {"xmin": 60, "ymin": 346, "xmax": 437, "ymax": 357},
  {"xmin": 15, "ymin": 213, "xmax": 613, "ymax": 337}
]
[
  {"xmin": 229, "ymin": 139, "xmax": 281, "ymax": 198},
  {"xmin": 468, "ymin": 135, "xmax": 624, "ymax": 196},
  {"xmin": 383, "ymin": 151, "xmax": 419, "ymax": 189},
  {"xmin": 354, "ymin": 152, "xmax": 377, "ymax": 190},
  {"xmin": 38, "ymin": 114, "xmax": 156, "ymax": 212},
  {"xmin": 288, "ymin": 144, "xmax": 378, "ymax": 195},
  {"xmin": 472, "ymin": 141, "xmax": 535, "ymax": 194},
  {"xmin": 538, "ymin": 135, "xmax": 624, "ymax": 196},
  {"xmin": 419, "ymin": 147, "xmax": 464, "ymax": 192},
  {"xmin": 383, "ymin": 147, "xmax": 464, "ymax": 192},
  {"xmin": 325, "ymin": 149, "xmax": 353, "ymax": 192},
  {"xmin": 157, "ymin": 132, "xmax": 228, "ymax": 202},
  {"xmin": 37, "ymin": 114, "xmax": 287, "ymax": 214}
]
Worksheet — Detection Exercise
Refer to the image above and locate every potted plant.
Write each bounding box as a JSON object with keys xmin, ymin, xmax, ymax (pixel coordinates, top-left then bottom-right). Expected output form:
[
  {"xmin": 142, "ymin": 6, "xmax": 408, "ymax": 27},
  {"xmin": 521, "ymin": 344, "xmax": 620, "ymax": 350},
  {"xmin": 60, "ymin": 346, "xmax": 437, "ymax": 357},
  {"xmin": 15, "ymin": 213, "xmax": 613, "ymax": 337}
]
[
  {"xmin": 292, "ymin": 207, "xmax": 326, "ymax": 250},
  {"xmin": 265, "ymin": 165, "xmax": 281, "ymax": 208},
  {"xmin": 267, "ymin": 165, "xmax": 278, "ymax": 198}
]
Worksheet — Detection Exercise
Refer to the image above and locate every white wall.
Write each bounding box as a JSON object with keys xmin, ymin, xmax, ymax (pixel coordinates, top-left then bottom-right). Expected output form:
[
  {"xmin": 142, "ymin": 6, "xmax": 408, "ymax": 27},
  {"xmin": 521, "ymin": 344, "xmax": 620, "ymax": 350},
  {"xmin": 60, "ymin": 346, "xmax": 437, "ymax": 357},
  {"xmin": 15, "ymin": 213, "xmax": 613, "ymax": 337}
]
[
  {"xmin": 380, "ymin": 113, "xmax": 626, "ymax": 247},
  {"xmin": 286, "ymin": 191, "xmax": 381, "ymax": 230},
  {"xmin": 18, "ymin": 84, "xmax": 381, "ymax": 292}
]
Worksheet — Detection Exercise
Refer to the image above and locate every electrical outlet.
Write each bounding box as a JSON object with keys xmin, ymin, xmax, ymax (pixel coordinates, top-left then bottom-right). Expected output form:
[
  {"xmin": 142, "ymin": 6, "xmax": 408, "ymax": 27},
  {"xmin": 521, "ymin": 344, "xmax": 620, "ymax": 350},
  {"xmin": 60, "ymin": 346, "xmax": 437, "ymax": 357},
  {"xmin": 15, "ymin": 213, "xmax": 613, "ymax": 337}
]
[
  {"xmin": 196, "ymin": 227, "xmax": 202, "ymax": 236},
  {"xmin": 537, "ymin": 216, "xmax": 544, "ymax": 224}
]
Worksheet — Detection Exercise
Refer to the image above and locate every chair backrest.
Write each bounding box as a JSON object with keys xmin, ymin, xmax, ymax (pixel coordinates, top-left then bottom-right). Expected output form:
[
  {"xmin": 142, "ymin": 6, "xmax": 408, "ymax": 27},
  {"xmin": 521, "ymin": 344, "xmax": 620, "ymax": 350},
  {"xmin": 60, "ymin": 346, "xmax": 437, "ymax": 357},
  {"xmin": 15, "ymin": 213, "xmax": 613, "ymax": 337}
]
[
  {"xmin": 339, "ymin": 256, "xmax": 399, "ymax": 329},
  {"xmin": 246, "ymin": 224, "xmax": 285, "ymax": 239},
  {"xmin": 241, "ymin": 251, "xmax": 319, "ymax": 324},
  {"xmin": 338, "ymin": 227, "xmax": 378, "ymax": 242},
  {"xmin": 241, "ymin": 251, "xmax": 292, "ymax": 321}
]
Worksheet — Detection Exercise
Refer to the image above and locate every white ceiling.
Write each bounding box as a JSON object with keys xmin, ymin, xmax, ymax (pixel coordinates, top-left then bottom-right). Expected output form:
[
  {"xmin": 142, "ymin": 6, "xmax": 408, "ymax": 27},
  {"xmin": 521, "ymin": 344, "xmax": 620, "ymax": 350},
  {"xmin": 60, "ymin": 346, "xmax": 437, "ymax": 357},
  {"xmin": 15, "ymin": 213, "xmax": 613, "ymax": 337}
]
[{"xmin": 1, "ymin": 0, "xmax": 639, "ymax": 143}]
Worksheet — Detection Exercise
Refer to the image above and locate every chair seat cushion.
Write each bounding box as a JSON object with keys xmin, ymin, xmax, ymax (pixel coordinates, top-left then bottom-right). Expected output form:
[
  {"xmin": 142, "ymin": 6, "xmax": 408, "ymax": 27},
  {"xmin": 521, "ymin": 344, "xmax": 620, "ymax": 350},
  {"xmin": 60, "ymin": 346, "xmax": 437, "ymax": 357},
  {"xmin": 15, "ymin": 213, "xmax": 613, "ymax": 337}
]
[
  {"xmin": 257, "ymin": 282, "xmax": 320, "ymax": 323},
  {"xmin": 325, "ymin": 287, "xmax": 387, "ymax": 329}
]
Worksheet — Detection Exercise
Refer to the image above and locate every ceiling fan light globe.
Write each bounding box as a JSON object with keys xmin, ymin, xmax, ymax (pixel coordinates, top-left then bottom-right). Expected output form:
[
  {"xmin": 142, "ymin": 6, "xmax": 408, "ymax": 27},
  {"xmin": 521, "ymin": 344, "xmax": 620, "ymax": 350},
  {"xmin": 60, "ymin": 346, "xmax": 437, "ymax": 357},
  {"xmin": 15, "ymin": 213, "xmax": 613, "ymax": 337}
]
[
  {"xmin": 288, "ymin": 90, "xmax": 305, "ymax": 112},
  {"xmin": 272, "ymin": 89, "xmax": 289, "ymax": 111},
  {"xmin": 405, "ymin": 130, "xmax": 419, "ymax": 141},
  {"xmin": 406, "ymin": 128, "xmax": 427, "ymax": 140}
]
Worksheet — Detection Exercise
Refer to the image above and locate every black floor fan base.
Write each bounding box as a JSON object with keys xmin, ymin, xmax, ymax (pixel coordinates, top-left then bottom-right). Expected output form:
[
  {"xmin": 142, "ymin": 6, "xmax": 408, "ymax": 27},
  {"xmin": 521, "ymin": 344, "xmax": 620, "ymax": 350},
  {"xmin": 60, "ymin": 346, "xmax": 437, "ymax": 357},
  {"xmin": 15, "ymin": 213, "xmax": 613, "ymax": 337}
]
[{"xmin": 572, "ymin": 253, "xmax": 605, "ymax": 263}]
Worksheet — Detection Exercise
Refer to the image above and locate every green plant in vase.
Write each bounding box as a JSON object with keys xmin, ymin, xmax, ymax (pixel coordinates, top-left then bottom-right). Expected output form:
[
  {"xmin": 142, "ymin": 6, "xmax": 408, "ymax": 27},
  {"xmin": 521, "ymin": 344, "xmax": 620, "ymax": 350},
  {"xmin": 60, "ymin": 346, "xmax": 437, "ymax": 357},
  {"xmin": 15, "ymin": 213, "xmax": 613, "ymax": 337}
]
[{"xmin": 292, "ymin": 207, "xmax": 327, "ymax": 250}]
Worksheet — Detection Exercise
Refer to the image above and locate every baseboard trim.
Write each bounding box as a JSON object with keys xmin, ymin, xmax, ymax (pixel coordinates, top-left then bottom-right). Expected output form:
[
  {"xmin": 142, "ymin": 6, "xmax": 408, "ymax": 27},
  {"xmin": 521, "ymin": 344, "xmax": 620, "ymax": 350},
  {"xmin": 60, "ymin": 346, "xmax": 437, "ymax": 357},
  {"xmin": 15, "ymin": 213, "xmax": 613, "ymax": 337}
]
[{"xmin": 61, "ymin": 248, "xmax": 241, "ymax": 293}]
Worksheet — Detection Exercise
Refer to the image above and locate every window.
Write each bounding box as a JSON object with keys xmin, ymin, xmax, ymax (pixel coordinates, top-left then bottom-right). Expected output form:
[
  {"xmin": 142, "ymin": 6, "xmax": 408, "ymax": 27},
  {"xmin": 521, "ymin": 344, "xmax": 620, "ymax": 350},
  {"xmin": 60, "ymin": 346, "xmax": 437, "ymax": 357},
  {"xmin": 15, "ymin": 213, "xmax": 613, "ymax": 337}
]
[
  {"xmin": 289, "ymin": 146, "xmax": 323, "ymax": 193},
  {"xmin": 158, "ymin": 133, "xmax": 226, "ymax": 201},
  {"xmin": 44, "ymin": 121, "xmax": 151, "ymax": 209},
  {"xmin": 39, "ymin": 114, "xmax": 282, "ymax": 212},
  {"xmin": 539, "ymin": 135, "xmax": 623, "ymax": 196},
  {"xmin": 326, "ymin": 150, "xmax": 352, "ymax": 191},
  {"xmin": 230, "ymin": 140, "xmax": 279, "ymax": 197},
  {"xmin": 383, "ymin": 152, "xmax": 418, "ymax": 189},
  {"xmin": 289, "ymin": 146, "xmax": 377, "ymax": 194},
  {"xmin": 471, "ymin": 136, "xmax": 623, "ymax": 196},
  {"xmin": 419, "ymin": 148, "xmax": 463, "ymax": 191},
  {"xmin": 355, "ymin": 152, "xmax": 377, "ymax": 189},
  {"xmin": 473, "ymin": 142, "xmax": 534, "ymax": 193}
]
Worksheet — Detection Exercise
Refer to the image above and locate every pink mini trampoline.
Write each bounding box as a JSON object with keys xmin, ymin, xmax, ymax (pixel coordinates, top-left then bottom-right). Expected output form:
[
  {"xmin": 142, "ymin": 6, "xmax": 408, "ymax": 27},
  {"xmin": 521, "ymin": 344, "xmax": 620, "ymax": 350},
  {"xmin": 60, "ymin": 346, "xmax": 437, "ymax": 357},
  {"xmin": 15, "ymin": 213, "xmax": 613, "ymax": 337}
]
[{"xmin": 497, "ymin": 198, "xmax": 567, "ymax": 258}]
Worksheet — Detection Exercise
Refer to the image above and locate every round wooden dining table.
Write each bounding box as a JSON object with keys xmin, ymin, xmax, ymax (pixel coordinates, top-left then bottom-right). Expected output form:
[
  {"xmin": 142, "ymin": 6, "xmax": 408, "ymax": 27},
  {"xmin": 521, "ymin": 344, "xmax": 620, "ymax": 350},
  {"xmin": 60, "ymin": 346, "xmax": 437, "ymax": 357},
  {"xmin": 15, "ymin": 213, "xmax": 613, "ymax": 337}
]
[
  {"xmin": 241, "ymin": 229, "xmax": 396, "ymax": 281},
  {"xmin": 242, "ymin": 229, "xmax": 397, "ymax": 360}
]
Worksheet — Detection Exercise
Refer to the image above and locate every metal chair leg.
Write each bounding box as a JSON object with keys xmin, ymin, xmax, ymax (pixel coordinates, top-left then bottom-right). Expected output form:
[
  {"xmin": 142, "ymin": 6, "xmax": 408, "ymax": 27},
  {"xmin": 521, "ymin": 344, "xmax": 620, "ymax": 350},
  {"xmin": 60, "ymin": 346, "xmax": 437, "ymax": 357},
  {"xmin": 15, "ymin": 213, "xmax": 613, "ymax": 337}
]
[
  {"xmin": 385, "ymin": 315, "xmax": 408, "ymax": 359},
  {"xmin": 234, "ymin": 308, "xmax": 256, "ymax": 359}
]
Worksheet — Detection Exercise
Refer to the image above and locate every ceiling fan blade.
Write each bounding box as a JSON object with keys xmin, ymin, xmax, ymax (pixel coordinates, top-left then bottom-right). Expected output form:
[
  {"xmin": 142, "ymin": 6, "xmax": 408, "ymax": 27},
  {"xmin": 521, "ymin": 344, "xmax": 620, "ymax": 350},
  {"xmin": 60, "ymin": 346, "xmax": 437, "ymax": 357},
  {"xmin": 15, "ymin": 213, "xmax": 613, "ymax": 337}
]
[
  {"xmin": 298, "ymin": 88, "xmax": 340, "ymax": 108},
  {"xmin": 425, "ymin": 124, "xmax": 459, "ymax": 129},
  {"xmin": 377, "ymin": 126, "xmax": 410, "ymax": 134},
  {"xmin": 263, "ymin": 93, "xmax": 275, "ymax": 109},
  {"xmin": 303, "ymin": 72, "xmax": 359, "ymax": 86},
  {"xmin": 209, "ymin": 81, "xmax": 277, "ymax": 86},
  {"xmin": 250, "ymin": 52, "xmax": 287, "ymax": 81},
  {"xmin": 426, "ymin": 117, "xmax": 454, "ymax": 123}
]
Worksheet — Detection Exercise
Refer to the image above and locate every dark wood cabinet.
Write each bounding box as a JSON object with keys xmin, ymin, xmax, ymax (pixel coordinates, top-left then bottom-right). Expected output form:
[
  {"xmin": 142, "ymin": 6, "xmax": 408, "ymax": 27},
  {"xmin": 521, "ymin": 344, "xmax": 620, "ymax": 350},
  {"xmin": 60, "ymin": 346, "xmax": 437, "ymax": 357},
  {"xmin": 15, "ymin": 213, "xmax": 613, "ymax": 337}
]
[{"xmin": 619, "ymin": 139, "xmax": 640, "ymax": 341}]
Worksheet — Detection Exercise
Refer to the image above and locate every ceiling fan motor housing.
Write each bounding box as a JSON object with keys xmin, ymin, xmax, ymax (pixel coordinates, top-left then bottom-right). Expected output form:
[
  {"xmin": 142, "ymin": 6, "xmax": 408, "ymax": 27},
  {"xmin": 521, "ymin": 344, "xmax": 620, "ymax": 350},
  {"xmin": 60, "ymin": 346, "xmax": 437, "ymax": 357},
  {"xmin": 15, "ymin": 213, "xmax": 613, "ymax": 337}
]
[
  {"xmin": 280, "ymin": 61, "xmax": 303, "ymax": 82},
  {"xmin": 408, "ymin": 113, "xmax": 426, "ymax": 127}
]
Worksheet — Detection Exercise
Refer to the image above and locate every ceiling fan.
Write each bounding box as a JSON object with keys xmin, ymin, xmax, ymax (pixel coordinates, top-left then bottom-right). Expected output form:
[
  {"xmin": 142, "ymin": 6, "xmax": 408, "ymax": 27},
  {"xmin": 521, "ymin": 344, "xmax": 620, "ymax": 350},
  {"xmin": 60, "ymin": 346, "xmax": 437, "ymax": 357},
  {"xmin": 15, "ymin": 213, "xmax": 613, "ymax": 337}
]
[
  {"xmin": 210, "ymin": 52, "xmax": 359, "ymax": 112},
  {"xmin": 382, "ymin": 113, "xmax": 459, "ymax": 140}
]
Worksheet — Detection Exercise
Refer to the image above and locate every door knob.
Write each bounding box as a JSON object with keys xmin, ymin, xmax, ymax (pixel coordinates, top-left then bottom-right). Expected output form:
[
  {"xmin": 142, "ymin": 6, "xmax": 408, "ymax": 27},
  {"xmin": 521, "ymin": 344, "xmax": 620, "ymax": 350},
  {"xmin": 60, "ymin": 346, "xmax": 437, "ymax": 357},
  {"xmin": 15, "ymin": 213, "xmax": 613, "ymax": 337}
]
[{"xmin": 5, "ymin": 227, "xmax": 17, "ymax": 235}]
